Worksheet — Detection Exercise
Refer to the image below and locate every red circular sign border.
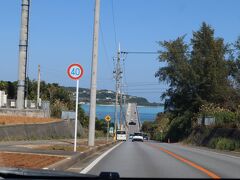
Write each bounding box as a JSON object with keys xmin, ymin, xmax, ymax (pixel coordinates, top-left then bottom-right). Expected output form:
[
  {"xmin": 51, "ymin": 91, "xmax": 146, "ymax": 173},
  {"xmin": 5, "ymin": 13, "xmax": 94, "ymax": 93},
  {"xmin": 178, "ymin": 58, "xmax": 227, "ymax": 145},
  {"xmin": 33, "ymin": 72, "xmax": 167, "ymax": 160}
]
[{"xmin": 67, "ymin": 64, "xmax": 84, "ymax": 80}]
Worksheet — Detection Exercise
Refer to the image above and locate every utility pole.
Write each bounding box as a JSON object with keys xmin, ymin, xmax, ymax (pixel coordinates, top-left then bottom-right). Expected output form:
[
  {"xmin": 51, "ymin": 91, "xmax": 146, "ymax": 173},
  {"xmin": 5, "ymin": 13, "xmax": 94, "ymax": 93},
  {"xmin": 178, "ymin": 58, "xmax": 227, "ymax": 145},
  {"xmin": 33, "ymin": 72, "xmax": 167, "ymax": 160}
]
[
  {"xmin": 114, "ymin": 44, "xmax": 122, "ymax": 137},
  {"xmin": 88, "ymin": 0, "xmax": 100, "ymax": 147},
  {"xmin": 17, "ymin": 0, "xmax": 30, "ymax": 109},
  {"xmin": 37, "ymin": 65, "xmax": 41, "ymax": 109},
  {"xmin": 123, "ymin": 94, "xmax": 127, "ymax": 129},
  {"xmin": 119, "ymin": 91, "xmax": 123, "ymax": 130}
]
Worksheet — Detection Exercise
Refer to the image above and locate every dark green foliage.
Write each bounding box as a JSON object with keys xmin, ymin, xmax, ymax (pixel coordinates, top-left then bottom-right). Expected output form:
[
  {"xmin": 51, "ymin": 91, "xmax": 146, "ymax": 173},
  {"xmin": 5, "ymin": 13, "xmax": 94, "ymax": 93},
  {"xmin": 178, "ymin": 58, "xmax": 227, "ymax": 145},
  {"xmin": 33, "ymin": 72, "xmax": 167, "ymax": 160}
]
[
  {"xmin": 187, "ymin": 127, "xmax": 240, "ymax": 151},
  {"xmin": 0, "ymin": 80, "xmax": 86, "ymax": 121},
  {"xmin": 156, "ymin": 22, "xmax": 240, "ymax": 141},
  {"xmin": 78, "ymin": 105, "xmax": 89, "ymax": 128},
  {"xmin": 0, "ymin": 81, "xmax": 17, "ymax": 99},
  {"xmin": 216, "ymin": 138, "xmax": 236, "ymax": 151}
]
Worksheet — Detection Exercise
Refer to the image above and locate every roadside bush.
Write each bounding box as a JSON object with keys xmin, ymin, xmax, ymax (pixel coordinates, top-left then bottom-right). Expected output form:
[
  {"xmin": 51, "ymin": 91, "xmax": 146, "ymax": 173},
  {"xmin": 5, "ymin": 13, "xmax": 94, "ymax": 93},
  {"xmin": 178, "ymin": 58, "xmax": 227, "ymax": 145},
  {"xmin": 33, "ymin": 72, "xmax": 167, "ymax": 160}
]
[
  {"xmin": 216, "ymin": 138, "xmax": 235, "ymax": 151},
  {"xmin": 154, "ymin": 132, "xmax": 163, "ymax": 141},
  {"xmin": 208, "ymin": 138, "xmax": 219, "ymax": 149},
  {"xmin": 198, "ymin": 103, "xmax": 237, "ymax": 126},
  {"xmin": 95, "ymin": 130, "xmax": 106, "ymax": 138},
  {"xmin": 235, "ymin": 141, "xmax": 240, "ymax": 151},
  {"xmin": 165, "ymin": 111, "xmax": 193, "ymax": 142},
  {"xmin": 50, "ymin": 100, "xmax": 68, "ymax": 118},
  {"xmin": 214, "ymin": 111, "xmax": 236, "ymax": 125}
]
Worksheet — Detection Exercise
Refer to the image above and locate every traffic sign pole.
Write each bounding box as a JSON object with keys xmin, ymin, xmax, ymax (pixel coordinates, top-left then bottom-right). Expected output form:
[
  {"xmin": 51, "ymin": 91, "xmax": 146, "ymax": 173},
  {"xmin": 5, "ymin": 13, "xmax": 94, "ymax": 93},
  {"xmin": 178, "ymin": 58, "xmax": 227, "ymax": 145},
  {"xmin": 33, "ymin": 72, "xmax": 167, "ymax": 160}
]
[
  {"xmin": 74, "ymin": 79, "xmax": 79, "ymax": 152},
  {"xmin": 67, "ymin": 63, "xmax": 84, "ymax": 152},
  {"xmin": 107, "ymin": 121, "xmax": 109, "ymax": 143},
  {"xmin": 104, "ymin": 115, "xmax": 111, "ymax": 143}
]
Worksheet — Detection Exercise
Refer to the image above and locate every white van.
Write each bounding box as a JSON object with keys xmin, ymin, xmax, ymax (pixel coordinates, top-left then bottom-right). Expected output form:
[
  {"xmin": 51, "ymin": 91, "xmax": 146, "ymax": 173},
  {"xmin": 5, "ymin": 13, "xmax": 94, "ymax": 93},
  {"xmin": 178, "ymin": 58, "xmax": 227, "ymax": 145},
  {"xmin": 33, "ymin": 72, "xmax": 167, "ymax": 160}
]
[{"xmin": 116, "ymin": 130, "xmax": 127, "ymax": 141}]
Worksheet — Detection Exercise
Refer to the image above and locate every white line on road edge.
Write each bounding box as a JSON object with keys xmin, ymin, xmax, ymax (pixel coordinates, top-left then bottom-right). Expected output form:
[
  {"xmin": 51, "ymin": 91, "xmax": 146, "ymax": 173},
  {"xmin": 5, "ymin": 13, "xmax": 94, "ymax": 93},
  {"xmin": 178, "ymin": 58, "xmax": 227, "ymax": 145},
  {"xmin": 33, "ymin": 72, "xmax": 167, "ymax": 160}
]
[
  {"xmin": 80, "ymin": 142, "xmax": 122, "ymax": 174},
  {"xmin": 189, "ymin": 146, "xmax": 240, "ymax": 160}
]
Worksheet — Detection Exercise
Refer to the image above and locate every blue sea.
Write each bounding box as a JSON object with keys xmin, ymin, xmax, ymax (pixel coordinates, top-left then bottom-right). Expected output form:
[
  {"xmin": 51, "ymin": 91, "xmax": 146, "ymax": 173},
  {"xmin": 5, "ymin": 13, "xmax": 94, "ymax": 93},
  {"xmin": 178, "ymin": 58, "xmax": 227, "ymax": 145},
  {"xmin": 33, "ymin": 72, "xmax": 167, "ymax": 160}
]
[{"xmin": 81, "ymin": 104, "xmax": 164, "ymax": 122}]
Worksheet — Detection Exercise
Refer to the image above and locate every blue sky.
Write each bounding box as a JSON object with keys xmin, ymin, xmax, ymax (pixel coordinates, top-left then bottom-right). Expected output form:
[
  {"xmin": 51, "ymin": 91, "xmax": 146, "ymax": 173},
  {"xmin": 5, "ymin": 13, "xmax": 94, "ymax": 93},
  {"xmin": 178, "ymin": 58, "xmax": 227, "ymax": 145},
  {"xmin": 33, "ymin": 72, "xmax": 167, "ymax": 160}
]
[{"xmin": 1, "ymin": 0, "xmax": 240, "ymax": 102}]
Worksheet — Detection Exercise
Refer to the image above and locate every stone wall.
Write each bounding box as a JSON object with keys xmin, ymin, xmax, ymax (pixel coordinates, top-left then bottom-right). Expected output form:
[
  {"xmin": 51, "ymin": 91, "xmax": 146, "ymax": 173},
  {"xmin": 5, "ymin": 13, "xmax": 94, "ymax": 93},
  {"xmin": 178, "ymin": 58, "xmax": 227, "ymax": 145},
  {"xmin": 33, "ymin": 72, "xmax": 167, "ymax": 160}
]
[{"xmin": 0, "ymin": 120, "xmax": 84, "ymax": 141}]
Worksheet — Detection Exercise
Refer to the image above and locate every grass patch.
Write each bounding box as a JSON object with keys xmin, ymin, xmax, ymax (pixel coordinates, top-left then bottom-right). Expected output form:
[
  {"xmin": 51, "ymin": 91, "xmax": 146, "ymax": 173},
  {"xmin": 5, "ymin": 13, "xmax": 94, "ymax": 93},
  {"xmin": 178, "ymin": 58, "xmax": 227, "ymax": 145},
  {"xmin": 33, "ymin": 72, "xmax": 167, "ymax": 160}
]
[
  {"xmin": 0, "ymin": 116, "xmax": 60, "ymax": 125},
  {"xmin": 37, "ymin": 145, "xmax": 90, "ymax": 152},
  {"xmin": 216, "ymin": 138, "xmax": 235, "ymax": 150},
  {"xmin": 207, "ymin": 137, "xmax": 240, "ymax": 151}
]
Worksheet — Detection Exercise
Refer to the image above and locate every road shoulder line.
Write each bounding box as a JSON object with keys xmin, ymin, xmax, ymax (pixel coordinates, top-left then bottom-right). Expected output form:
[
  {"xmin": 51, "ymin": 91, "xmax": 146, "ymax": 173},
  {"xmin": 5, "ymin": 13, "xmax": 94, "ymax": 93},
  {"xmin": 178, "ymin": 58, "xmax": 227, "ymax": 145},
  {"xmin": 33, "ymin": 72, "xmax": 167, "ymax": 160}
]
[
  {"xmin": 179, "ymin": 143, "xmax": 240, "ymax": 159},
  {"xmin": 80, "ymin": 142, "xmax": 122, "ymax": 174}
]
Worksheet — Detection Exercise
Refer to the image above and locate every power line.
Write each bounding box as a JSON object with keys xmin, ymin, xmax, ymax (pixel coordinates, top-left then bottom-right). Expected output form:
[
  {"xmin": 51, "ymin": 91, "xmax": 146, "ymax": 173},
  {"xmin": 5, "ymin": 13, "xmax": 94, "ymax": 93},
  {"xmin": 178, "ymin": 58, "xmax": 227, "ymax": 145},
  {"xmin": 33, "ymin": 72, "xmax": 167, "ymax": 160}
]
[
  {"xmin": 111, "ymin": 0, "xmax": 118, "ymax": 50},
  {"xmin": 121, "ymin": 51, "xmax": 159, "ymax": 54},
  {"xmin": 122, "ymin": 82, "xmax": 166, "ymax": 86},
  {"xmin": 121, "ymin": 47, "xmax": 240, "ymax": 55},
  {"xmin": 127, "ymin": 91, "xmax": 165, "ymax": 94},
  {"xmin": 124, "ymin": 87, "xmax": 166, "ymax": 90},
  {"xmin": 100, "ymin": 23, "xmax": 112, "ymax": 69}
]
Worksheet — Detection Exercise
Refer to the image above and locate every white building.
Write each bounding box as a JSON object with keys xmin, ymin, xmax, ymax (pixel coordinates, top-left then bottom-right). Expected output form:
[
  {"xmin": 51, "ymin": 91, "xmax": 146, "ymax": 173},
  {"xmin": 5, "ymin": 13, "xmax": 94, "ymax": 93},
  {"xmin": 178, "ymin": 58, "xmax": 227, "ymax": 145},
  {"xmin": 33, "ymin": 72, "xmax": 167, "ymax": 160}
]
[{"xmin": 0, "ymin": 91, "xmax": 7, "ymax": 107}]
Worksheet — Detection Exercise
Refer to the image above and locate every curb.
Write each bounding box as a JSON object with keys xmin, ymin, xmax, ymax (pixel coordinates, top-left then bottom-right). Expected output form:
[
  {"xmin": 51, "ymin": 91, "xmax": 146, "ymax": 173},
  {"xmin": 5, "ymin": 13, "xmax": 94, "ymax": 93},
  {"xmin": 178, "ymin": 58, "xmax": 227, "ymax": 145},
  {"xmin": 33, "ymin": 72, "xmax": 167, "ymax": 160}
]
[{"xmin": 45, "ymin": 141, "xmax": 117, "ymax": 171}]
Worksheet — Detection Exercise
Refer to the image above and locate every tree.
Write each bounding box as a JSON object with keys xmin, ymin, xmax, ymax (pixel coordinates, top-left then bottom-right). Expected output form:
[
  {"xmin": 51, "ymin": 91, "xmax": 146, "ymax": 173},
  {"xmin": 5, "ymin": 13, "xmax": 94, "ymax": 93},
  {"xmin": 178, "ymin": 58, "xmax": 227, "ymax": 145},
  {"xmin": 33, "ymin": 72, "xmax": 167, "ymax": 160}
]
[
  {"xmin": 155, "ymin": 35, "xmax": 195, "ymax": 114},
  {"xmin": 78, "ymin": 105, "xmax": 89, "ymax": 128},
  {"xmin": 155, "ymin": 22, "xmax": 239, "ymax": 141},
  {"xmin": 190, "ymin": 22, "xmax": 231, "ymax": 109}
]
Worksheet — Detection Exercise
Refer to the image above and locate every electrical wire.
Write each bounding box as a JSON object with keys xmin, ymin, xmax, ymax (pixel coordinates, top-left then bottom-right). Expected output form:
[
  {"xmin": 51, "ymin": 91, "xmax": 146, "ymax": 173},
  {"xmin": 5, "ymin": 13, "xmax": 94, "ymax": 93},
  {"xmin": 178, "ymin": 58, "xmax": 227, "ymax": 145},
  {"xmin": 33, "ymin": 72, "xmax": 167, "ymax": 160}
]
[
  {"xmin": 111, "ymin": 0, "xmax": 118, "ymax": 50},
  {"xmin": 100, "ymin": 23, "xmax": 113, "ymax": 69}
]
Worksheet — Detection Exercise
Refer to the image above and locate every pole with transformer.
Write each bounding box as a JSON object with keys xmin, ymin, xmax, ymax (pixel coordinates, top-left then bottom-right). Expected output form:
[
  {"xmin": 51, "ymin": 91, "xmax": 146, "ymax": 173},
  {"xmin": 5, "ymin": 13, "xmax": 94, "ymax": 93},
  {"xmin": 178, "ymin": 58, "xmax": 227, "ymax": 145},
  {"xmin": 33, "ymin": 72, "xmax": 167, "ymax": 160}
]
[
  {"xmin": 88, "ymin": 0, "xmax": 101, "ymax": 147},
  {"xmin": 113, "ymin": 44, "xmax": 122, "ymax": 139}
]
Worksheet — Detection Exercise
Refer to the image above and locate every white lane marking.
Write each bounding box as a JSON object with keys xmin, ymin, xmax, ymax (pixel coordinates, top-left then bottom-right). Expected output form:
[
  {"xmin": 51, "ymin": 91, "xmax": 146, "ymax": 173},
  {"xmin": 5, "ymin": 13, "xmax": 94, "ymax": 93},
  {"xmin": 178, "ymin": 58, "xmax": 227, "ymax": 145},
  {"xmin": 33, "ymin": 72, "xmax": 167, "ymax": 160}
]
[
  {"xmin": 169, "ymin": 143, "xmax": 240, "ymax": 160},
  {"xmin": 80, "ymin": 142, "xmax": 122, "ymax": 174},
  {"xmin": 189, "ymin": 146, "xmax": 240, "ymax": 160}
]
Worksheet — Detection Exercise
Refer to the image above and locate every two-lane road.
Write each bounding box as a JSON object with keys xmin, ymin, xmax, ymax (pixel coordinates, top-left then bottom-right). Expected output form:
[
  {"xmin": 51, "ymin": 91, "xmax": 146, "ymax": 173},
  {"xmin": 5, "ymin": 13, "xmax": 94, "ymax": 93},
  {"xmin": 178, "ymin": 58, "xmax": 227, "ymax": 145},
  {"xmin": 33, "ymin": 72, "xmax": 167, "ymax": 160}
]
[{"xmin": 83, "ymin": 141, "xmax": 240, "ymax": 178}]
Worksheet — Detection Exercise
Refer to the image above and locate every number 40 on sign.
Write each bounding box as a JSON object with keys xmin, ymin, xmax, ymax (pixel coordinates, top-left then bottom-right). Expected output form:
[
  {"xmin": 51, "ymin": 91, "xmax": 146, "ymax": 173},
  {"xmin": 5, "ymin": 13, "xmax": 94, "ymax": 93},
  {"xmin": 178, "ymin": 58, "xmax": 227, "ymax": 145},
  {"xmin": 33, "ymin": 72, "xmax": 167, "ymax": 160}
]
[{"xmin": 67, "ymin": 64, "xmax": 84, "ymax": 80}]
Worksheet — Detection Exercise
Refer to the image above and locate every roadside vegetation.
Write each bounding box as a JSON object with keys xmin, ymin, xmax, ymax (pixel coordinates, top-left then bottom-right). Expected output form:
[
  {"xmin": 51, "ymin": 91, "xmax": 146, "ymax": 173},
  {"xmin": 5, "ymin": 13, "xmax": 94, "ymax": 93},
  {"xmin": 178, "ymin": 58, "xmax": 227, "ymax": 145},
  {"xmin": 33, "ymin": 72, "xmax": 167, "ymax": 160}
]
[
  {"xmin": 142, "ymin": 22, "xmax": 240, "ymax": 151},
  {"xmin": 0, "ymin": 80, "xmax": 109, "ymax": 135}
]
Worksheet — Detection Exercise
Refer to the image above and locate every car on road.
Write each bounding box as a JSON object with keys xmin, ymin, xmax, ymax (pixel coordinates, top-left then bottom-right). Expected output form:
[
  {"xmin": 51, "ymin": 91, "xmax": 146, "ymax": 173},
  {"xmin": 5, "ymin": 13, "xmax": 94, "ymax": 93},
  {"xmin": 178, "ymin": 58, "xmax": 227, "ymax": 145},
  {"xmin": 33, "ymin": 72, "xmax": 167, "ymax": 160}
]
[
  {"xmin": 128, "ymin": 121, "xmax": 136, "ymax": 125},
  {"xmin": 132, "ymin": 132, "xmax": 144, "ymax": 142},
  {"xmin": 129, "ymin": 134, "xmax": 134, "ymax": 139},
  {"xmin": 116, "ymin": 130, "xmax": 127, "ymax": 141},
  {"xmin": 143, "ymin": 134, "xmax": 149, "ymax": 140}
]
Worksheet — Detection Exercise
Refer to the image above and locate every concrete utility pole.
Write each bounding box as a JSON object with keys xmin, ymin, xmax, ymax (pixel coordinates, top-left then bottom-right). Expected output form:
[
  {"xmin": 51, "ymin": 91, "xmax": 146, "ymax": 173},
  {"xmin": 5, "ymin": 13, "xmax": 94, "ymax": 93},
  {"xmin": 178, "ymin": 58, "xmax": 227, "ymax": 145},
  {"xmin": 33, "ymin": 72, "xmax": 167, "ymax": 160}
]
[
  {"xmin": 88, "ymin": 0, "xmax": 100, "ymax": 147},
  {"xmin": 119, "ymin": 84, "xmax": 123, "ymax": 130},
  {"xmin": 17, "ymin": 0, "xmax": 30, "ymax": 109},
  {"xmin": 114, "ymin": 44, "xmax": 122, "ymax": 135},
  {"xmin": 37, "ymin": 65, "xmax": 41, "ymax": 109}
]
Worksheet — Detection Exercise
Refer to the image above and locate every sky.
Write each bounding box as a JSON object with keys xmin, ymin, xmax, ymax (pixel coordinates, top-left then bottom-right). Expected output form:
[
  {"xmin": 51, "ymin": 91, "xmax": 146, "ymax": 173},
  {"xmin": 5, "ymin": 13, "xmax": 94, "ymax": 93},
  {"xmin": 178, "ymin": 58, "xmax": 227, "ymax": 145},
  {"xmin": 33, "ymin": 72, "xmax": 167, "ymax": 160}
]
[{"xmin": 1, "ymin": 0, "xmax": 240, "ymax": 103}]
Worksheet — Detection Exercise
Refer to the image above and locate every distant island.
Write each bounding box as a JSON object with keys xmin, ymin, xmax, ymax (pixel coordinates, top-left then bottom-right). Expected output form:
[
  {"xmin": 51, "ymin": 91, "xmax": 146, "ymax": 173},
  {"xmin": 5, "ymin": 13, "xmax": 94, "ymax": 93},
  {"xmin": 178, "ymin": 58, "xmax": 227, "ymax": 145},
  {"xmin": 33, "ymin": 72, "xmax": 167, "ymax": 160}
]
[{"xmin": 64, "ymin": 87, "xmax": 163, "ymax": 106}]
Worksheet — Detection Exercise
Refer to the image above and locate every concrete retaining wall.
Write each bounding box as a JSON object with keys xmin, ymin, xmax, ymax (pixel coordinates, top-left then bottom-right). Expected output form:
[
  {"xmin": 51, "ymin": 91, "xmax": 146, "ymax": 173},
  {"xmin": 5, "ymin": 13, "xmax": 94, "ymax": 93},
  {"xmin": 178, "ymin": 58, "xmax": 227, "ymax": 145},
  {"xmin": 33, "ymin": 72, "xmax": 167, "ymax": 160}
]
[
  {"xmin": 0, "ymin": 108, "xmax": 50, "ymax": 118},
  {"xmin": 0, "ymin": 120, "xmax": 84, "ymax": 141}
]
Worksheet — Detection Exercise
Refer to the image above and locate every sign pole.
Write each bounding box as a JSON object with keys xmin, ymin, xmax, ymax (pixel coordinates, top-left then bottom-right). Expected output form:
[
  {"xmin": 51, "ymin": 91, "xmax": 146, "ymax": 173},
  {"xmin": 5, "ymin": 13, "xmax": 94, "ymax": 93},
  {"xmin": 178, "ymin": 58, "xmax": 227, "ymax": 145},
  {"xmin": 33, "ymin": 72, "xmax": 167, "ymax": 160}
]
[
  {"xmin": 105, "ymin": 115, "xmax": 111, "ymax": 143},
  {"xmin": 74, "ymin": 79, "xmax": 79, "ymax": 152},
  {"xmin": 107, "ymin": 121, "xmax": 109, "ymax": 143},
  {"xmin": 67, "ymin": 63, "xmax": 83, "ymax": 152}
]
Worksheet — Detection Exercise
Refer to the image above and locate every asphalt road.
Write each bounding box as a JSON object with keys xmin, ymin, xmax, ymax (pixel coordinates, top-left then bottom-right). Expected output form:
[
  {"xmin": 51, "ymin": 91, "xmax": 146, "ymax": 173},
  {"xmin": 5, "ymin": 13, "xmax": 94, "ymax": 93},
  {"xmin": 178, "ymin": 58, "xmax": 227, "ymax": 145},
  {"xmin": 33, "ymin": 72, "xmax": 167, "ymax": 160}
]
[
  {"xmin": 125, "ymin": 103, "xmax": 140, "ymax": 134},
  {"xmin": 86, "ymin": 141, "xmax": 240, "ymax": 178}
]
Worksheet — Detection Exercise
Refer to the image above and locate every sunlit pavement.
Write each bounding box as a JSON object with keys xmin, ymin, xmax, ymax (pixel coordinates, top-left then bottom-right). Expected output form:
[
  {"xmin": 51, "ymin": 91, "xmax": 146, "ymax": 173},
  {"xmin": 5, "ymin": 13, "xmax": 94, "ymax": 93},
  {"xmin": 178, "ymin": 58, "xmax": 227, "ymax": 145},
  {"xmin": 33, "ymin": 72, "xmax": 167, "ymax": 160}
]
[{"xmin": 83, "ymin": 141, "xmax": 240, "ymax": 178}]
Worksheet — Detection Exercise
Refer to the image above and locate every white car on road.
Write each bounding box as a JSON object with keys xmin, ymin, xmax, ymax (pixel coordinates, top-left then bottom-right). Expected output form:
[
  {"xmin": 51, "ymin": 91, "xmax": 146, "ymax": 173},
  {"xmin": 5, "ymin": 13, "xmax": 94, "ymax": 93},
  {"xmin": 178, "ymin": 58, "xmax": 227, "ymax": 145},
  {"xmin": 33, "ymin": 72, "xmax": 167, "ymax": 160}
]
[
  {"xmin": 132, "ymin": 132, "xmax": 144, "ymax": 142},
  {"xmin": 116, "ymin": 130, "xmax": 127, "ymax": 141}
]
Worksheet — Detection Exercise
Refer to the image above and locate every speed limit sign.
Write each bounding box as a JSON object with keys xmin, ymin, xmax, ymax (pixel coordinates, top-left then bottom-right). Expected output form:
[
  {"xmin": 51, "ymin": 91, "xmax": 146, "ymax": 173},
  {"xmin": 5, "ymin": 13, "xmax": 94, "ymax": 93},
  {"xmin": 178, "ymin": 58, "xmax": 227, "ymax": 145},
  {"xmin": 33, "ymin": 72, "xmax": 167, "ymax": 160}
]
[
  {"xmin": 67, "ymin": 64, "xmax": 84, "ymax": 80},
  {"xmin": 67, "ymin": 63, "xmax": 84, "ymax": 152}
]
